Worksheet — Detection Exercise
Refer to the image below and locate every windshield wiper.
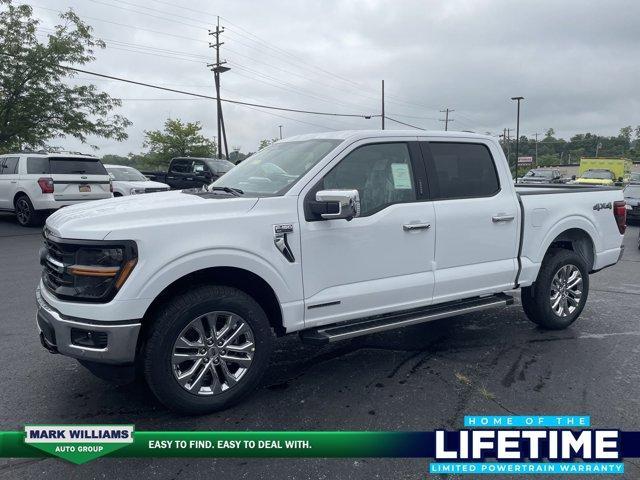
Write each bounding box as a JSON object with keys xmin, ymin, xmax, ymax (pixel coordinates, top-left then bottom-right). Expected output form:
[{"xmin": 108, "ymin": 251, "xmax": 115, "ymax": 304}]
[{"xmin": 208, "ymin": 186, "xmax": 244, "ymax": 196}]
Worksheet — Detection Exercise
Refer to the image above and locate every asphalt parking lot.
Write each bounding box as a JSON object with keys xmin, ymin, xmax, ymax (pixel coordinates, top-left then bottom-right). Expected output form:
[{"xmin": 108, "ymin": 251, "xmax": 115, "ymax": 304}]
[{"xmin": 0, "ymin": 212, "xmax": 639, "ymax": 479}]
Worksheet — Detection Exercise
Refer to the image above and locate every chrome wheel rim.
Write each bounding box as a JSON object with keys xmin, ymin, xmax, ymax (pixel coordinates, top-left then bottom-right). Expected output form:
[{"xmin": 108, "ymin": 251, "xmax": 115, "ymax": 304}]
[
  {"xmin": 16, "ymin": 199, "xmax": 30, "ymax": 225},
  {"xmin": 550, "ymin": 264, "xmax": 582, "ymax": 317},
  {"xmin": 171, "ymin": 311, "xmax": 255, "ymax": 396}
]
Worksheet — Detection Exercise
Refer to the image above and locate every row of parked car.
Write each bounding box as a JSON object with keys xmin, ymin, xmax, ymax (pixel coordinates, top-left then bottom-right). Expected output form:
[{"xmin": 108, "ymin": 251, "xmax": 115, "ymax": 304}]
[{"xmin": 0, "ymin": 152, "xmax": 234, "ymax": 227}]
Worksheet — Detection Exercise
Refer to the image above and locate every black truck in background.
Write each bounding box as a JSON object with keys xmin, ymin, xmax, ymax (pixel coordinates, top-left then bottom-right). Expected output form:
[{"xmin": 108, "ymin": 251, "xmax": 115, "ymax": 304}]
[{"xmin": 141, "ymin": 157, "xmax": 235, "ymax": 190}]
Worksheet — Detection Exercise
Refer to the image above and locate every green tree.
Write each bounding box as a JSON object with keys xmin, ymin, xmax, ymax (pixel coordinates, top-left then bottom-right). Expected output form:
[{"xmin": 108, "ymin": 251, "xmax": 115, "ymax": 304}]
[
  {"xmin": 259, "ymin": 138, "xmax": 279, "ymax": 150},
  {"xmin": 142, "ymin": 118, "xmax": 216, "ymax": 169},
  {"xmin": 0, "ymin": 0, "xmax": 130, "ymax": 152}
]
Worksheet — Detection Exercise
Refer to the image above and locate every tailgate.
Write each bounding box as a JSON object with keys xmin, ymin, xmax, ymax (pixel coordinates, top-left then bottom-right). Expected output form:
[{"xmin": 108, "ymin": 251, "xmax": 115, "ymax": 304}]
[{"xmin": 49, "ymin": 157, "xmax": 112, "ymax": 201}]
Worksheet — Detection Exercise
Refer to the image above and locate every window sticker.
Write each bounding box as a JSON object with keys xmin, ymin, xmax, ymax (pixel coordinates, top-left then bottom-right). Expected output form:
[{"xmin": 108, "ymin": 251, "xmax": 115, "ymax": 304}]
[{"xmin": 391, "ymin": 163, "xmax": 412, "ymax": 189}]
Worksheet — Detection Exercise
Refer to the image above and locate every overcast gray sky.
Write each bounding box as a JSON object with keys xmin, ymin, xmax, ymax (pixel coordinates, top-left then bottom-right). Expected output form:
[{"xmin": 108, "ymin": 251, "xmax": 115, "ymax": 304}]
[{"xmin": 28, "ymin": 0, "xmax": 640, "ymax": 155}]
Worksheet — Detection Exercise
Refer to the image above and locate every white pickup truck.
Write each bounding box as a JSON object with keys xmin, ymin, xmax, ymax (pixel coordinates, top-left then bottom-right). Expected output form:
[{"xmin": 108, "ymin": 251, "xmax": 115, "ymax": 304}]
[{"xmin": 36, "ymin": 130, "xmax": 626, "ymax": 414}]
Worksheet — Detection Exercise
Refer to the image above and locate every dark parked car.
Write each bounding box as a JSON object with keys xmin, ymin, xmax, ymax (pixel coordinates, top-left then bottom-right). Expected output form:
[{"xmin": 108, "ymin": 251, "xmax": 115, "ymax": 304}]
[
  {"xmin": 518, "ymin": 168, "xmax": 565, "ymax": 184},
  {"xmin": 142, "ymin": 157, "xmax": 234, "ymax": 190},
  {"xmin": 624, "ymin": 184, "xmax": 640, "ymax": 224}
]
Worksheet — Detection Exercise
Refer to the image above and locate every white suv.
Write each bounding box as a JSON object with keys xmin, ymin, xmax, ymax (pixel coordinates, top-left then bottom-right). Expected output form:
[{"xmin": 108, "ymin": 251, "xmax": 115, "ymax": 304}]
[{"xmin": 0, "ymin": 153, "xmax": 112, "ymax": 227}]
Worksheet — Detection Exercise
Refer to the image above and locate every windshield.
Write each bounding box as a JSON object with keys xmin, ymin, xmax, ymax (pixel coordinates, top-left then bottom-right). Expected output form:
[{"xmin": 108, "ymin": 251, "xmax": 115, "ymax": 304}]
[
  {"xmin": 207, "ymin": 159, "xmax": 235, "ymax": 173},
  {"xmin": 107, "ymin": 166, "xmax": 147, "ymax": 181},
  {"xmin": 210, "ymin": 139, "xmax": 342, "ymax": 195},
  {"xmin": 630, "ymin": 172, "xmax": 640, "ymax": 182},
  {"xmin": 525, "ymin": 169, "xmax": 552, "ymax": 178},
  {"xmin": 624, "ymin": 185, "xmax": 640, "ymax": 197},
  {"xmin": 582, "ymin": 170, "xmax": 614, "ymax": 180}
]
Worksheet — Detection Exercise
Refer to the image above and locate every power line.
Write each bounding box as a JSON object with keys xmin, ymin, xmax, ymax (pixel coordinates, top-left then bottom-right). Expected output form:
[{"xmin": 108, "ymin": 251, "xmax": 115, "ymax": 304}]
[
  {"xmin": 41, "ymin": 62, "xmax": 378, "ymax": 119},
  {"xmin": 384, "ymin": 116, "xmax": 427, "ymax": 130},
  {"xmin": 31, "ymin": 2, "xmax": 441, "ymax": 119}
]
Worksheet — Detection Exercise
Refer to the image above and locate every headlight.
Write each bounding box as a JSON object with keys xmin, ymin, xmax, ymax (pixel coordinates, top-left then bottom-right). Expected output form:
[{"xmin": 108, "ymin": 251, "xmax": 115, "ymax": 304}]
[
  {"xmin": 130, "ymin": 188, "xmax": 145, "ymax": 195},
  {"xmin": 41, "ymin": 233, "xmax": 137, "ymax": 302}
]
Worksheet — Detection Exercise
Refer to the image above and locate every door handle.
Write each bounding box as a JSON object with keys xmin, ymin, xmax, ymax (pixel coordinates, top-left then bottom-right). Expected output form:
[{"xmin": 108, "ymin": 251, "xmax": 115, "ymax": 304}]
[
  {"xmin": 492, "ymin": 214, "xmax": 515, "ymax": 223},
  {"xmin": 403, "ymin": 223, "xmax": 431, "ymax": 231}
]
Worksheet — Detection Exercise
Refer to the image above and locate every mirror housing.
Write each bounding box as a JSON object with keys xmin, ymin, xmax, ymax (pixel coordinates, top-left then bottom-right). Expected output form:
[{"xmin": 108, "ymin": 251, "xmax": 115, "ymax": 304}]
[
  {"xmin": 571, "ymin": 175, "xmax": 576, "ymax": 180},
  {"xmin": 314, "ymin": 189, "xmax": 360, "ymax": 220}
]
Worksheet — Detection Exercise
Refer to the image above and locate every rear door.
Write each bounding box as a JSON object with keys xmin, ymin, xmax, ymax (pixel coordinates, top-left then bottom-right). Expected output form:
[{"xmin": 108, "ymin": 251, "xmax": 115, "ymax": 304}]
[
  {"xmin": 166, "ymin": 159, "xmax": 192, "ymax": 189},
  {"xmin": 46, "ymin": 157, "xmax": 111, "ymax": 201},
  {"xmin": 0, "ymin": 156, "xmax": 19, "ymax": 209},
  {"xmin": 419, "ymin": 140, "xmax": 520, "ymax": 303}
]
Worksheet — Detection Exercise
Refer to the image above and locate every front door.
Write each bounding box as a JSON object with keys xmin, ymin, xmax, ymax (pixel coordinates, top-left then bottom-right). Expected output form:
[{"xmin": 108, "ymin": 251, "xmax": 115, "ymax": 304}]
[
  {"xmin": 420, "ymin": 141, "xmax": 520, "ymax": 303},
  {"xmin": 298, "ymin": 141, "xmax": 436, "ymax": 328}
]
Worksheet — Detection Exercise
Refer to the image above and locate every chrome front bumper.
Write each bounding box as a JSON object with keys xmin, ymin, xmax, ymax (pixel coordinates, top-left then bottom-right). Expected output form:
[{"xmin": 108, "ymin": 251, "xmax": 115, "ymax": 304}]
[{"xmin": 35, "ymin": 288, "xmax": 141, "ymax": 364}]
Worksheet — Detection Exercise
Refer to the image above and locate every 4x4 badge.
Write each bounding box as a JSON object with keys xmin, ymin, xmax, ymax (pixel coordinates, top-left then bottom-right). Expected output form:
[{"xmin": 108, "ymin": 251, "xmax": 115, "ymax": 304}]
[{"xmin": 593, "ymin": 202, "xmax": 612, "ymax": 211}]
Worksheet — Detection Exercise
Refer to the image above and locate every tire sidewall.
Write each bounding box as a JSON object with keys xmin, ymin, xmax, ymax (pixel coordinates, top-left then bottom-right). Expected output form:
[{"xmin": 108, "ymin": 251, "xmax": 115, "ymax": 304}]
[
  {"xmin": 144, "ymin": 286, "xmax": 273, "ymax": 414},
  {"xmin": 537, "ymin": 251, "xmax": 589, "ymax": 329},
  {"xmin": 15, "ymin": 195, "xmax": 34, "ymax": 226}
]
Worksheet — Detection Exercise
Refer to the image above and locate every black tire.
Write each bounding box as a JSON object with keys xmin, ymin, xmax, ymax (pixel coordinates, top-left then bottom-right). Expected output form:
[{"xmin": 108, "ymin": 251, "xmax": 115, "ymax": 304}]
[
  {"xmin": 113, "ymin": 192, "xmax": 122, "ymax": 197},
  {"xmin": 14, "ymin": 195, "xmax": 44, "ymax": 227},
  {"xmin": 143, "ymin": 285, "xmax": 274, "ymax": 414},
  {"xmin": 521, "ymin": 248, "xmax": 589, "ymax": 330}
]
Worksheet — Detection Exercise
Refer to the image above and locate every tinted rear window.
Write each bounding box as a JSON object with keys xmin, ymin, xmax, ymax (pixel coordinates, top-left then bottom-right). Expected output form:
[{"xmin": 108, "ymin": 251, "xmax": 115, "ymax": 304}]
[
  {"xmin": 425, "ymin": 142, "xmax": 500, "ymax": 199},
  {"xmin": 27, "ymin": 157, "xmax": 50, "ymax": 174},
  {"xmin": 49, "ymin": 158, "xmax": 107, "ymax": 175},
  {"xmin": 1, "ymin": 157, "xmax": 19, "ymax": 174},
  {"xmin": 207, "ymin": 160, "xmax": 234, "ymax": 173}
]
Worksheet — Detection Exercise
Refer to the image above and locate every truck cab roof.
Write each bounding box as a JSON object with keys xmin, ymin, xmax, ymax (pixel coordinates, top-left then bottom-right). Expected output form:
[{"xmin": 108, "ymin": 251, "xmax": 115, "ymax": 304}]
[{"xmin": 279, "ymin": 129, "xmax": 495, "ymax": 143}]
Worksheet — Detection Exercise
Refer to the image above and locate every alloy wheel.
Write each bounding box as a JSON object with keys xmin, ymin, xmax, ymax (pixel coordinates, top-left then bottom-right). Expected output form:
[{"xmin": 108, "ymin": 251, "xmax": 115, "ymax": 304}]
[
  {"xmin": 549, "ymin": 264, "xmax": 583, "ymax": 317},
  {"xmin": 171, "ymin": 311, "xmax": 255, "ymax": 395},
  {"xmin": 15, "ymin": 198, "xmax": 31, "ymax": 225}
]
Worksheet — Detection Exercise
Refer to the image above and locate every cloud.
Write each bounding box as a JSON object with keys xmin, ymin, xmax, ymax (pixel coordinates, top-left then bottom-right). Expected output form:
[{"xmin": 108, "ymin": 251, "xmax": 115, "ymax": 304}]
[{"xmin": 31, "ymin": 0, "xmax": 640, "ymax": 155}]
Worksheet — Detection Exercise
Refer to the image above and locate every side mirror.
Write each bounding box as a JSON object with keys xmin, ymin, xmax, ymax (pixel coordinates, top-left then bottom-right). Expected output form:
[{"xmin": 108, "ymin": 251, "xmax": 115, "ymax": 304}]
[
  {"xmin": 314, "ymin": 189, "xmax": 360, "ymax": 220},
  {"xmin": 571, "ymin": 175, "xmax": 576, "ymax": 180},
  {"xmin": 618, "ymin": 177, "xmax": 624, "ymax": 182}
]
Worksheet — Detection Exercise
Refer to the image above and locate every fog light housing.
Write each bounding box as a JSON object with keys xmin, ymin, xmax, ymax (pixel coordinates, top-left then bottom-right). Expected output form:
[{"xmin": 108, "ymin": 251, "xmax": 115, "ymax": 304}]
[{"xmin": 71, "ymin": 328, "xmax": 108, "ymax": 349}]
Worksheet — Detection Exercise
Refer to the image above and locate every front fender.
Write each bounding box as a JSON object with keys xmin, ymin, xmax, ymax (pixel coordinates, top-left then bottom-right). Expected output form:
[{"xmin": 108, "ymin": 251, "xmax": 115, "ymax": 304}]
[{"xmin": 135, "ymin": 248, "xmax": 296, "ymax": 305}]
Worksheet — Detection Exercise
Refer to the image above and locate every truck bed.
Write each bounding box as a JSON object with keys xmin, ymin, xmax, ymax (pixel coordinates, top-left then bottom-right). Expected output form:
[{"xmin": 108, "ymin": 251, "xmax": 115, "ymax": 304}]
[{"xmin": 515, "ymin": 184, "xmax": 624, "ymax": 287}]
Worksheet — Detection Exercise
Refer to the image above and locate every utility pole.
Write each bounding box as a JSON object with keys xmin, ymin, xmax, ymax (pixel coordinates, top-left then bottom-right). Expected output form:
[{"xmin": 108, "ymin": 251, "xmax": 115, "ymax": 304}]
[
  {"xmin": 278, "ymin": 125, "xmax": 283, "ymax": 140},
  {"xmin": 381, "ymin": 80, "xmax": 385, "ymax": 130},
  {"xmin": 532, "ymin": 132, "xmax": 541, "ymax": 165},
  {"xmin": 208, "ymin": 17, "xmax": 230, "ymax": 159},
  {"xmin": 511, "ymin": 96, "xmax": 524, "ymax": 179},
  {"xmin": 439, "ymin": 108, "xmax": 454, "ymax": 131},
  {"xmin": 505, "ymin": 128, "xmax": 513, "ymax": 166}
]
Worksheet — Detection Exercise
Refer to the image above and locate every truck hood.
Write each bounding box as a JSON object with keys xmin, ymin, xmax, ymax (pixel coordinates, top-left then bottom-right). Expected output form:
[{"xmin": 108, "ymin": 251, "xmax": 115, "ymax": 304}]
[
  {"xmin": 46, "ymin": 190, "xmax": 259, "ymax": 240},
  {"xmin": 520, "ymin": 177, "xmax": 550, "ymax": 183},
  {"xmin": 574, "ymin": 178, "xmax": 614, "ymax": 185},
  {"xmin": 114, "ymin": 180, "xmax": 169, "ymax": 190}
]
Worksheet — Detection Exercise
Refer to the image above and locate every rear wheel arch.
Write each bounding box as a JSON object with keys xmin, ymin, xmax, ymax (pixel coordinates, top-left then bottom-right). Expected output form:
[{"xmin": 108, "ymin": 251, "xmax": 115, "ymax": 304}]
[
  {"xmin": 544, "ymin": 228, "xmax": 595, "ymax": 272},
  {"xmin": 13, "ymin": 190, "xmax": 31, "ymax": 207}
]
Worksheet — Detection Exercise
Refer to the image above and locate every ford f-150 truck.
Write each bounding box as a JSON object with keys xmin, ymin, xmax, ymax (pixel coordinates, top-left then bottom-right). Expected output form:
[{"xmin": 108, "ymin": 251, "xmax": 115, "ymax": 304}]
[{"xmin": 36, "ymin": 130, "xmax": 626, "ymax": 414}]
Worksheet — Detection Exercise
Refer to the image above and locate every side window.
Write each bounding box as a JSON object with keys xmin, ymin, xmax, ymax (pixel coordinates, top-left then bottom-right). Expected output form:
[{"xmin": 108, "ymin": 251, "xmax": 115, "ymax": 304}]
[
  {"xmin": 192, "ymin": 161, "xmax": 208, "ymax": 174},
  {"xmin": 1, "ymin": 157, "xmax": 19, "ymax": 174},
  {"xmin": 27, "ymin": 157, "xmax": 50, "ymax": 174},
  {"xmin": 321, "ymin": 143, "xmax": 416, "ymax": 216},
  {"xmin": 425, "ymin": 143, "xmax": 500, "ymax": 199},
  {"xmin": 170, "ymin": 160, "xmax": 191, "ymax": 173}
]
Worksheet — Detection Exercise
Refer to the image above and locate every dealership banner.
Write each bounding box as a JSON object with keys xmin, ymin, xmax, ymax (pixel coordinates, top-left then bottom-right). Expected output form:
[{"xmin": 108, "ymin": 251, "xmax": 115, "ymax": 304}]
[{"xmin": 2, "ymin": 416, "xmax": 640, "ymax": 472}]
